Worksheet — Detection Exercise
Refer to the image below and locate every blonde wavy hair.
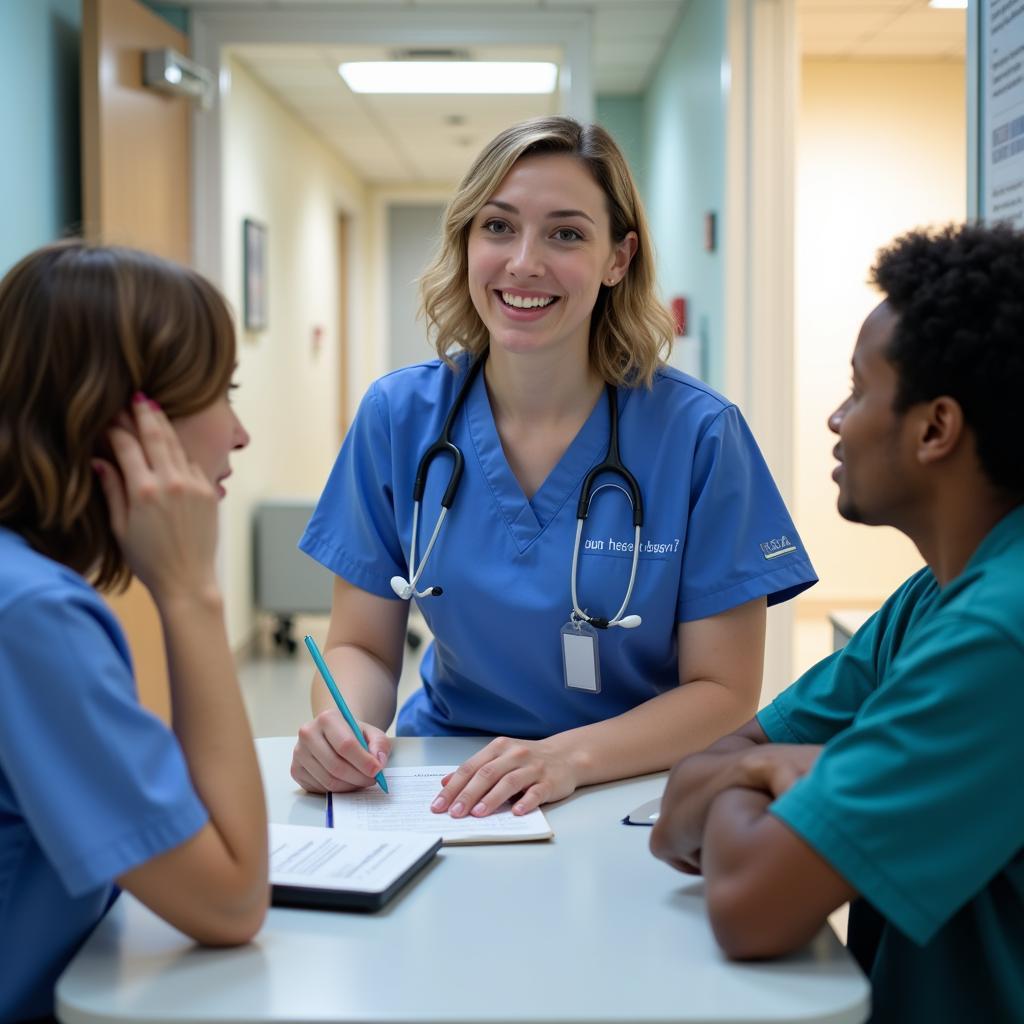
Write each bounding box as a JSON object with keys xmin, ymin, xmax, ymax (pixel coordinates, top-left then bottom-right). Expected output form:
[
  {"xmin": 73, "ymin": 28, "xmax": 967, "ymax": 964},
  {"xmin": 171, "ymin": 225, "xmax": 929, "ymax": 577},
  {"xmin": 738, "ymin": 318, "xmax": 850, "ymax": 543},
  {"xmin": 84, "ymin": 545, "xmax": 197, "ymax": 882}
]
[
  {"xmin": 420, "ymin": 116, "xmax": 674, "ymax": 388},
  {"xmin": 0, "ymin": 240, "xmax": 237, "ymax": 591}
]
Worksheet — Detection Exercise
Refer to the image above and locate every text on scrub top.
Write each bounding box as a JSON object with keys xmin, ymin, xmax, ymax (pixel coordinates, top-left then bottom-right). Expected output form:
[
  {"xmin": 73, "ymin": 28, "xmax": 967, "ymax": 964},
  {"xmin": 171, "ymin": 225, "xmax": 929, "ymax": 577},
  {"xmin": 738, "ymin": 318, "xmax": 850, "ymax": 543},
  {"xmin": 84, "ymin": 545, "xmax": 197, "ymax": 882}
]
[{"xmin": 584, "ymin": 537, "xmax": 681, "ymax": 555}]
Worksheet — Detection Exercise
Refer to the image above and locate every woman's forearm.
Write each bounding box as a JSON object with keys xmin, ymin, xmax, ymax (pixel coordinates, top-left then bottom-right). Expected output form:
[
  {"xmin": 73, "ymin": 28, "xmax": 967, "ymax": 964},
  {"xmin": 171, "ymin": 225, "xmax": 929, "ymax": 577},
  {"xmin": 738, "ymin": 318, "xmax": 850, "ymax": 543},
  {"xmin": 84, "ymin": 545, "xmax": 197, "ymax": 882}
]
[
  {"xmin": 158, "ymin": 589, "xmax": 267, "ymax": 881},
  {"xmin": 311, "ymin": 642, "xmax": 399, "ymax": 730},
  {"xmin": 549, "ymin": 676, "xmax": 759, "ymax": 788}
]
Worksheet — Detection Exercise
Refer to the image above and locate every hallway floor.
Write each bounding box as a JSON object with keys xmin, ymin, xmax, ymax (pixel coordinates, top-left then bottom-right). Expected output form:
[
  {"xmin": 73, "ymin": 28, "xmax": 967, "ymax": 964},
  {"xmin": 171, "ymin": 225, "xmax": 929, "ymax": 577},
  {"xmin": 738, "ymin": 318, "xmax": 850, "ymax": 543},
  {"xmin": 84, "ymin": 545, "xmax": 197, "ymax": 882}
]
[{"xmin": 238, "ymin": 610, "xmax": 428, "ymax": 739}]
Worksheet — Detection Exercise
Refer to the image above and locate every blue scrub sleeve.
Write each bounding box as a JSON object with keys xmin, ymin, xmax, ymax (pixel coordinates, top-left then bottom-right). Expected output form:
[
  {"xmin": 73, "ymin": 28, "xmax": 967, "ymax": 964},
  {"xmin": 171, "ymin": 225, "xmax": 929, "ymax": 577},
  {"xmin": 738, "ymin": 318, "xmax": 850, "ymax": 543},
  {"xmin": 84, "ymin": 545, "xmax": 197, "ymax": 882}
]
[
  {"xmin": 769, "ymin": 612, "xmax": 1024, "ymax": 946},
  {"xmin": 299, "ymin": 383, "xmax": 407, "ymax": 599},
  {"xmin": 0, "ymin": 588, "xmax": 208, "ymax": 897},
  {"xmin": 677, "ymin": 406, "xmax": 816, "ymax": 621}
]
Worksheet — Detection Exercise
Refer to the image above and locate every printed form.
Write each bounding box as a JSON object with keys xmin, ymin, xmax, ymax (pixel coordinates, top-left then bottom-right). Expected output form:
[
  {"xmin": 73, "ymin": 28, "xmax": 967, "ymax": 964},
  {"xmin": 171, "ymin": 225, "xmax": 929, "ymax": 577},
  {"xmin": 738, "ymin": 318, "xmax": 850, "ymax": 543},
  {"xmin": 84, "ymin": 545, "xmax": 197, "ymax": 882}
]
[{"xmin": 330, "ymin": 766, "xmax": 553, "ymax": 844}]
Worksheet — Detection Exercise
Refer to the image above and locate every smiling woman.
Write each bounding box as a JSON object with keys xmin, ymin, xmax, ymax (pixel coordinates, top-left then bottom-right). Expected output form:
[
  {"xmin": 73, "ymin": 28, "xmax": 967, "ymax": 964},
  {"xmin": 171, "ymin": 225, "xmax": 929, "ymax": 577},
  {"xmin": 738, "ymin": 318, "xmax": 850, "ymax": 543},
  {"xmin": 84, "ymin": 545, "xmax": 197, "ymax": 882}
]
[{"xmin": 292, "ymin": 116, "xmax": 818, "ymax": 830}]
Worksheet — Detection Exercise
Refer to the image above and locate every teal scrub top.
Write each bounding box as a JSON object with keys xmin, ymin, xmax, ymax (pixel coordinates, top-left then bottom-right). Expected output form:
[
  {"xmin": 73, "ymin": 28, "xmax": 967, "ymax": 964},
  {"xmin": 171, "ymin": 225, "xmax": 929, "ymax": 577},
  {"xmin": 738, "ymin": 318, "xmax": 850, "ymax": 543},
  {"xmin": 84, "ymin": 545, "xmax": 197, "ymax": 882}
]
[{"xmin": 759, "ymin": 506, "xmax": 1024, "ymax": 1024}]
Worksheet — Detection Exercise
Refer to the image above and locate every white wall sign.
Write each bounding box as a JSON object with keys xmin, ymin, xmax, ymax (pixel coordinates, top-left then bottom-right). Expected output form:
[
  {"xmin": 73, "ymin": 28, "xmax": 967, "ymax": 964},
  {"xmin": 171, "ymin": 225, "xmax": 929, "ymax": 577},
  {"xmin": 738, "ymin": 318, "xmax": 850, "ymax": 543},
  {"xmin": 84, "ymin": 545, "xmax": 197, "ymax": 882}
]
[{"xmin": 983, "ymin": 0, "xmax": 1024, "ymax": 225}]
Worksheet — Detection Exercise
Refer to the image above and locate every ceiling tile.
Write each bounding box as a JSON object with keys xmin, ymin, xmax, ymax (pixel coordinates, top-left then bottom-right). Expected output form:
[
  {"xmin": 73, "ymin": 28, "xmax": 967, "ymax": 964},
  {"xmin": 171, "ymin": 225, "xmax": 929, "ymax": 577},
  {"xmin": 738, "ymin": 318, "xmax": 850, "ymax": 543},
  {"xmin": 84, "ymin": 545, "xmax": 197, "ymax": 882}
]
[
  {"xmin": 796, "ymin": 0, "xmax": 916, "ymax": 9},
  {"xmin": 799, "ymin": 10, "xmax": 899, "ymax": 39},
  {"xmin": 881, "ymin": 7, "xmax": 968, "ymax": 41},
  {"xmin": 595, "ymin": 38, "xmax": 662, "ymax": 65},
  {"xmin": 594, "ymin": 69, "xmax": 648, "ymax": 93},
  {"xmin": 594, "ymin": 6, "xmax": 679, "ymax": 41},
  {"xmin": 853, "ymin": 34, "xmax": 967, "ymax": 57}
]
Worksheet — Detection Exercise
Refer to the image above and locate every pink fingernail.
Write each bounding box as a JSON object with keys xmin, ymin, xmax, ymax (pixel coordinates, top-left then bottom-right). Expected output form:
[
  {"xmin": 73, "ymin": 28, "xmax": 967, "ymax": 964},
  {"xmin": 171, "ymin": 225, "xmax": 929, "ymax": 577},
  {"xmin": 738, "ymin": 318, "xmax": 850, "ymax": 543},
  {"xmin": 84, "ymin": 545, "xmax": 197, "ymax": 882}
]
[
  {"xmin": 450, "ymin": 801, "xmax": 465, "ymax": 817},
  {"xmin": 471, "ymin": 802, "xmax": 487, "ymax": 816},
  {"xmin": 148, "ymin": 398, "xmax": 161, "ymax": 411},
  {"xmin": 132, "ymin": 391, "xmax": 147, "ymax": 404},
  {"xmin": 430, "ymin": 797, "xmax": 446, "ymax": 812}
]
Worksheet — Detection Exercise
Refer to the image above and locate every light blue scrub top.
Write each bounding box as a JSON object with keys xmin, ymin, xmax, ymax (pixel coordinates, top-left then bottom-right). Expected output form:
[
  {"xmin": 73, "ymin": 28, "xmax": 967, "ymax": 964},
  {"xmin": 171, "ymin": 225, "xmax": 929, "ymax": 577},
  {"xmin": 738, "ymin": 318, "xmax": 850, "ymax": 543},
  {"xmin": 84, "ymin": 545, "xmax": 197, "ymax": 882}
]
[
  {"xmin": 0, "ymin": 528, "xmax": 207, "ymax": 1023},
  {"xmin": 300, "ymin": 358, "xmax": 817, "ymax": 738}
]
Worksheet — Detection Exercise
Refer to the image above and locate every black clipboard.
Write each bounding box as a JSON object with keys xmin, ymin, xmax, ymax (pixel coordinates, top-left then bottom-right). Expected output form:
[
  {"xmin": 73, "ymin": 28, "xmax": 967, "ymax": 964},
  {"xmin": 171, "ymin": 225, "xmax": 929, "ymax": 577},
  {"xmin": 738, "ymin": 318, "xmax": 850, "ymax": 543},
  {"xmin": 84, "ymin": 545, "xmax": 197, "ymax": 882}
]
[
  {"xmin": 268, "ymin": 827, "xmax": 440, "ymax": 917},
  {"xmin": 271, "ymin": 836, "xmax": 441, "ymax": 912}
]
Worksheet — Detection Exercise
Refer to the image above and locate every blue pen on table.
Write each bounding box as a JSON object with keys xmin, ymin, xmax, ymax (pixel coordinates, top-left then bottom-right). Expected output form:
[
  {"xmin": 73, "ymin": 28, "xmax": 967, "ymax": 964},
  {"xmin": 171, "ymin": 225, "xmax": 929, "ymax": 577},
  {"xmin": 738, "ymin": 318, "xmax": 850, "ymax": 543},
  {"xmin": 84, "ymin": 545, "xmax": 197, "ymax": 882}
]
[{"xmin": 303, "ymin": 634, "xmax": 389, "ymax": 794}]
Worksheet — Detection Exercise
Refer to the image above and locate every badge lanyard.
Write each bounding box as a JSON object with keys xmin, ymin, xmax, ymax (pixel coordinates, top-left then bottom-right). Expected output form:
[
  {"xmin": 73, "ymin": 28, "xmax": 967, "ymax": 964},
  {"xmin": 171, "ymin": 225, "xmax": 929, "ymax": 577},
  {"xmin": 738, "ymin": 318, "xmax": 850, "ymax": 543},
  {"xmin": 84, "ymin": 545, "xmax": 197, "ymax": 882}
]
[{"xmin": 561, "ymin": 385, "xmax": 644, "ymax": 692}]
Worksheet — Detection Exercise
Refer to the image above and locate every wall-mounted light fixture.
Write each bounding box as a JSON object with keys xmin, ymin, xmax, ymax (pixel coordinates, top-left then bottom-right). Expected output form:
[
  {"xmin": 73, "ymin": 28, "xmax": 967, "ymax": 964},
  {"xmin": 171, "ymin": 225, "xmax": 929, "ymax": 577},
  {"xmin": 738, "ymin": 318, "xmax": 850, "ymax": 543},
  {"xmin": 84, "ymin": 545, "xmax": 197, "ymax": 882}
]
[
  {"xmin": 143, "ymin": 48, "xmax": 215, "ymax": 110},
  {"xmin": 338, "ymin": 61, "xmax": 558, "ymax": 95},
  {"xmin": 927, "ymin": 0, "xmax": 967, "ymax": 9}
]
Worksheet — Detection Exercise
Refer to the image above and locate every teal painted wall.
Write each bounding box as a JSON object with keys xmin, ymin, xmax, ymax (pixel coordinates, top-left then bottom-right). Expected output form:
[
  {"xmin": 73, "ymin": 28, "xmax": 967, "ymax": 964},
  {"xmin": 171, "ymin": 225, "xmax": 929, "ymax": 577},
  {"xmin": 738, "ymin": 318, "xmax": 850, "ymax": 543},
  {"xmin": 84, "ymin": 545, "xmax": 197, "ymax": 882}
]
[
  {"xmin": 596, "ymin": 95, "xmax": 646, "ymax": 197},
  {"xmin": 0, "ymin": 0, "xmax": 82, "ymax": 274},
  {"xmin": 642, "ymin": 0, "xmax": 727, "ymax": 387},
  {"xmin": 141, "ymin": 2, "xmax": 189, "ymax": 33}
]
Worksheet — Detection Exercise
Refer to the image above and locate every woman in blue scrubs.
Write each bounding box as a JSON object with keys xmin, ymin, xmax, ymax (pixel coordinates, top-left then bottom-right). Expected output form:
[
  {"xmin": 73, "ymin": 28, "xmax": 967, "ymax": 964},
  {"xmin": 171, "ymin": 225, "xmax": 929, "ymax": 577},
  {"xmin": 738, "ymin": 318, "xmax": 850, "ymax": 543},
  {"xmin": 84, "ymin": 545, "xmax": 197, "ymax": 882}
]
[
  {"xmin": 0, "ymin": 242, "xmax": 267, "ymax": 1022},
  {"xmin": 292, "ymin": 116, "xmax": 816, "ymax": 819}
]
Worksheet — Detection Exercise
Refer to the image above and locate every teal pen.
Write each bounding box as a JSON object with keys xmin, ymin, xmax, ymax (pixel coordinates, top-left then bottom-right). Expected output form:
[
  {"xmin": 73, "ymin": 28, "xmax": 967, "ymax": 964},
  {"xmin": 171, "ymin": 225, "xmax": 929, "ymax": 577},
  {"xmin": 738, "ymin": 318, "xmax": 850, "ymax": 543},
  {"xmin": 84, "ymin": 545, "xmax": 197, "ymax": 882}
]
[{"xmin": 303, "ymin": 635, "xmax": 389, "ymax": 794}]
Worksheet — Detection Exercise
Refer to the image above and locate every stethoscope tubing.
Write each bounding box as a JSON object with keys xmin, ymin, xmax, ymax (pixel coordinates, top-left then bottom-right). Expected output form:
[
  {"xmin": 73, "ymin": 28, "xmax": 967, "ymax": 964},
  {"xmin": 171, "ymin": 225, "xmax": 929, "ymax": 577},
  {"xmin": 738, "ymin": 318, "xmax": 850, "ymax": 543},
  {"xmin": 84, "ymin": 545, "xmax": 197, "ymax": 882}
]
[{"xmin": 395, "ymin": 353, "xmax": 644, "ymax": 630}]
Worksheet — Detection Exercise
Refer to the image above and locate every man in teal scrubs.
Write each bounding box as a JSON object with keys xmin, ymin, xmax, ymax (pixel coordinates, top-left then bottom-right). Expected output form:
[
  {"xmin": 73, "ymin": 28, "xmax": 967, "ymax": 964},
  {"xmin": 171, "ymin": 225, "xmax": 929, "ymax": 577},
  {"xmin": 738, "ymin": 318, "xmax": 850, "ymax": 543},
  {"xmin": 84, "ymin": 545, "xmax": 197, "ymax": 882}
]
[{"xmin": 650, "ymin": 222, "xmax": 1024, "ymax": 1023}]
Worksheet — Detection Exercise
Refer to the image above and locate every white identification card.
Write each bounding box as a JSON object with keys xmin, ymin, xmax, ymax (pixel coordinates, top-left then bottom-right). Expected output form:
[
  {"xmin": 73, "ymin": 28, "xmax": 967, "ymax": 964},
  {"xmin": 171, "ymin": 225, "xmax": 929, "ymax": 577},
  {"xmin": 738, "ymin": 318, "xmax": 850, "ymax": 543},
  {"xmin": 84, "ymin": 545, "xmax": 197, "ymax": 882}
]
[{"xmin": 561, "ymin": 619, "xmax": 602, "ymax": 693}]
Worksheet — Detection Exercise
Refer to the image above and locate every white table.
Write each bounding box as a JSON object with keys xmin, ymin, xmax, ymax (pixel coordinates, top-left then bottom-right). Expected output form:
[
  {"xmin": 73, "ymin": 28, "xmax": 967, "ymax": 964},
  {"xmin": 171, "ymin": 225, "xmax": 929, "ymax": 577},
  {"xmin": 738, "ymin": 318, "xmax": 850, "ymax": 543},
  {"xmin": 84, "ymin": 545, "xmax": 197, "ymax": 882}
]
[{"xmin": 57, "ymin": 737, "xmax": 869, "ymax": 1024}]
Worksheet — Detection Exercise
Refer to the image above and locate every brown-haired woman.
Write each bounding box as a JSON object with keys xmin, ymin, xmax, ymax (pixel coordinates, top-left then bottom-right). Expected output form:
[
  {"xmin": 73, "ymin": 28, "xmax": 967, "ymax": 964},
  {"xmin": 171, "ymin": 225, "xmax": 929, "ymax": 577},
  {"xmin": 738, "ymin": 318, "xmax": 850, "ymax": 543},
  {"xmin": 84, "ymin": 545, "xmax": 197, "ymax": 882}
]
[
  {"xmin": 0, "ymin": 240, "xmax": 267, "ymax": 1022},
  {"xmin": 292, "ymin": 116, "xmax": 817, "ymax": 822}
]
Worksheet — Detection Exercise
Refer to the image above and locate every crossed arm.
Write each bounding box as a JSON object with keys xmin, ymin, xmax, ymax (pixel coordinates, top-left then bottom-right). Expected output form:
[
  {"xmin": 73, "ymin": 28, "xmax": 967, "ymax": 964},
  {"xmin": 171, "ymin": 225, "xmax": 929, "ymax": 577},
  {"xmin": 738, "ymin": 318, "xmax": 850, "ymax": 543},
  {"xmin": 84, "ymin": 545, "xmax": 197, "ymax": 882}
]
[{"xmin": 650, "ymin": 719, "xmax": 857, "ymax": 959}]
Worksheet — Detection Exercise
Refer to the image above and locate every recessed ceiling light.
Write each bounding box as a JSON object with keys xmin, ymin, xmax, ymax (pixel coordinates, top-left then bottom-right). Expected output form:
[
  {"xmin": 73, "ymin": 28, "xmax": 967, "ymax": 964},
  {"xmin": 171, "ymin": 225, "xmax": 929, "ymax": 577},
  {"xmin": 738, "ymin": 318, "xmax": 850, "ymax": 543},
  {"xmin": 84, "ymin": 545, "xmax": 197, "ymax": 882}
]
[
  {"xmin": 928, "ymin": 0, "xmax": 967, "ymax": 9},
  {"xmin": 338, "ymin": 61, "xmax": 558, "ymax": 95}
]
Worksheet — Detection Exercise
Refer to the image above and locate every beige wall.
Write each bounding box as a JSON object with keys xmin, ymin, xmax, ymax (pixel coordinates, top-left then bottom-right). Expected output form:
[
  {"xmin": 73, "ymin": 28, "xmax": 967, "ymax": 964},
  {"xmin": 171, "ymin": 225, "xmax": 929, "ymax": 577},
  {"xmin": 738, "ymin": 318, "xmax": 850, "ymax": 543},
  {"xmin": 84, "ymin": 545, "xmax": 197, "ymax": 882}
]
[
  {"xmin": 219, "ymin": 55, "xmax": 371, "ymax": 647},
  {"xmin": 793, "ymin": 58, "xmax": 965, "ymax": 672}
]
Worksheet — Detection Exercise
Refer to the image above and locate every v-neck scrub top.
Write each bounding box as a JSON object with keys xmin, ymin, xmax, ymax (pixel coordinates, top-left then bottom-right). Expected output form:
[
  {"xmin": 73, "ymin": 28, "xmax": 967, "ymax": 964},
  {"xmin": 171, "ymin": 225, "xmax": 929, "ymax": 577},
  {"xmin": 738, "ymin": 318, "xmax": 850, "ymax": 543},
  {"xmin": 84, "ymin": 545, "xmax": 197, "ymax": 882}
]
[{"xmin": 300, "ymin": 358, "xmax": 817, "ymax": 738}]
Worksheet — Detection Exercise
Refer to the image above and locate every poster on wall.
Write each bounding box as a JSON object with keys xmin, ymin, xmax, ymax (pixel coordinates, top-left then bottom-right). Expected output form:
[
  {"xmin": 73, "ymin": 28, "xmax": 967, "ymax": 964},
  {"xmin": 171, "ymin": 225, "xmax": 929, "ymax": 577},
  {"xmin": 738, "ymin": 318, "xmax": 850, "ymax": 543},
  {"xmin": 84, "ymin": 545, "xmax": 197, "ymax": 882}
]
[
  {"xmin": 982, "ymin": 0, "xmax": 1024, "ymax": 226},
  {"xmin": 244, "ymin": 218, "xmax": 268, "ymax": 331}
]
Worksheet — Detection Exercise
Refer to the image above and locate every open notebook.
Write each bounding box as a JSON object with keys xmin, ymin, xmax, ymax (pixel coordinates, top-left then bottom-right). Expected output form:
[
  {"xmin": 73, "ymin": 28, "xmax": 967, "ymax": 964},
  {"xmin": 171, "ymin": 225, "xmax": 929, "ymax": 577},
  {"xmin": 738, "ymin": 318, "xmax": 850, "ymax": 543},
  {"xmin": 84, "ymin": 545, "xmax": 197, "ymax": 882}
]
[{"xmin": 329, "ymin": 765, "xmax": 553, "ymax": 844}]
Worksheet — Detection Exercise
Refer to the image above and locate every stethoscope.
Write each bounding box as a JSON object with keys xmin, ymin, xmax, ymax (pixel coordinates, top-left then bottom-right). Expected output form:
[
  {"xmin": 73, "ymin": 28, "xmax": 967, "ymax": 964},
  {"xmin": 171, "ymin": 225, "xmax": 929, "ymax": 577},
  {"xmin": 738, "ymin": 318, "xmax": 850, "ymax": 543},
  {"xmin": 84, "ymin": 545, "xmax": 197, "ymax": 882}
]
[{"xmin": 389, "ymin": 353, "xmax": 644, "ymax": 630}]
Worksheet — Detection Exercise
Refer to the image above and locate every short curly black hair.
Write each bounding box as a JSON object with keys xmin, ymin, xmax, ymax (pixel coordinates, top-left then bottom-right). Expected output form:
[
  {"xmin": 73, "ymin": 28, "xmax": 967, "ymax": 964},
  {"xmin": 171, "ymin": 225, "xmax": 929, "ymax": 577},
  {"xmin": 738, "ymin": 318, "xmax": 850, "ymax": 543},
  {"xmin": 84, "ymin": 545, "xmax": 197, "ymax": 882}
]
[{"xmin": 871, "ymin": 222, "xmax": 1024, "ymax": 495}]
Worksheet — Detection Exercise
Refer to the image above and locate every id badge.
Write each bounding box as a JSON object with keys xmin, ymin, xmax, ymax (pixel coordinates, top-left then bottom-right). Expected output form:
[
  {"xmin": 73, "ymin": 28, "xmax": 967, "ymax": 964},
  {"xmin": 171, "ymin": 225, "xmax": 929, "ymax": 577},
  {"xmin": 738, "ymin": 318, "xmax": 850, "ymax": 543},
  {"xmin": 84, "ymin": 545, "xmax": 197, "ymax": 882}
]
[{"xmin": 561, "ymin": 618, "xmax": 602, "ymax": 693}]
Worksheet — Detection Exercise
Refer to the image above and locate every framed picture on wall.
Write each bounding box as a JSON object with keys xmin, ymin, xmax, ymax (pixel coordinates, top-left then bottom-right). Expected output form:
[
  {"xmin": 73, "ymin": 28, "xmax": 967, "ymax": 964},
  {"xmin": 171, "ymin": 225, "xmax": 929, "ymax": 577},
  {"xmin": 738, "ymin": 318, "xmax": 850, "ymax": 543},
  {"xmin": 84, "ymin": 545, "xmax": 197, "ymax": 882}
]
[{"xmin": 243, "ymin": 218, "xmax": 267, "ymax": 331}]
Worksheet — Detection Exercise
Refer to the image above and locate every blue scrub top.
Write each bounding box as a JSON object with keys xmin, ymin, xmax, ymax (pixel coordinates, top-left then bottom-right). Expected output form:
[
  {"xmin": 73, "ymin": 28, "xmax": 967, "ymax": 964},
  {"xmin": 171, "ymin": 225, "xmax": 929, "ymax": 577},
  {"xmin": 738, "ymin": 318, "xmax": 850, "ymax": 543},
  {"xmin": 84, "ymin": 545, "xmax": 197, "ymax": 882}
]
[
  {"xmin": 300, "ymin": 358, "xmax": 816, "ymax": 738},
  {"xmin": 0, "ymin": 528, "xmax": 208, "ymax": 1023}
]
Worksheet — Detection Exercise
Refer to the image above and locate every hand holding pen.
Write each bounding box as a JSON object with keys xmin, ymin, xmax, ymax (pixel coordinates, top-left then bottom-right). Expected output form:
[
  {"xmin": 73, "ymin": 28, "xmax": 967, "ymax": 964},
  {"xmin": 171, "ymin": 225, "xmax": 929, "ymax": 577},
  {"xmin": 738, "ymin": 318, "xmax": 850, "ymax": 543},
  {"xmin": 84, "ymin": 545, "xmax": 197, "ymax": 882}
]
[{"xmin": 294, "ymin": 635, "xmax": 390, "ymax": 794}]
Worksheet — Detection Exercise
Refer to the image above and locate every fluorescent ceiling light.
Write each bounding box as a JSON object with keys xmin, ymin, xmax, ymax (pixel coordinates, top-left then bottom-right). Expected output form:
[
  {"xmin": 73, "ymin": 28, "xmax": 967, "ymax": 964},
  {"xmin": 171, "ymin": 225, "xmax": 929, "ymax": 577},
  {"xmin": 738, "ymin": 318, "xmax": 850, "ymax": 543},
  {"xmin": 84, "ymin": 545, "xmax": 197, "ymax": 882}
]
[
  {"xmin": 928, "ymin": 0, "xmax": 967, "ymax": 9},
  {"xmin": 339, "ymin": 61, "xmax": 558, "ymax": 94}
]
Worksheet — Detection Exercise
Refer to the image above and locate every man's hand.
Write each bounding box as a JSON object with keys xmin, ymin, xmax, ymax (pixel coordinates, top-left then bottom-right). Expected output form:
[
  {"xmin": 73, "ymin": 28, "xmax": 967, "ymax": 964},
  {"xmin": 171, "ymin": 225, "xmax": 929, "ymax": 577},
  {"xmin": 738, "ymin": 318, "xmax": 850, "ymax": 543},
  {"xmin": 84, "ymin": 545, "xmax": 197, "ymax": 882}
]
[
  {"xmin": 735, "ymin": 743, "xmax": 822, "ymax": 799},
  {"xmin": 650, "ymin": 739, "xmax": 821, "ymax": 875}
]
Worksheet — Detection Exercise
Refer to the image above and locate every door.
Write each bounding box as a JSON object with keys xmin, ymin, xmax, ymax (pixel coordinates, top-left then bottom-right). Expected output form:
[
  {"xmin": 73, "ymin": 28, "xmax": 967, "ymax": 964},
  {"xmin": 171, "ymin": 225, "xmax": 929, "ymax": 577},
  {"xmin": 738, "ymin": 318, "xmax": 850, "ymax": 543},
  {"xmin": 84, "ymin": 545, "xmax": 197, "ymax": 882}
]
[{"xmin": 81, "ymin": 0, "xmax": 192, "ymax": 720}]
